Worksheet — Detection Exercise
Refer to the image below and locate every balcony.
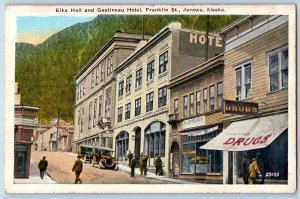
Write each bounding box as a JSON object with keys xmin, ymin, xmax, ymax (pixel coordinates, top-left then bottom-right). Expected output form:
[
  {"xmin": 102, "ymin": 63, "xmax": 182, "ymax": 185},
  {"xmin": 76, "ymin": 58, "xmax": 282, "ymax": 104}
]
[{"xmin": 168, "ymin": 113, "xmax": 179, "ymax": 126}]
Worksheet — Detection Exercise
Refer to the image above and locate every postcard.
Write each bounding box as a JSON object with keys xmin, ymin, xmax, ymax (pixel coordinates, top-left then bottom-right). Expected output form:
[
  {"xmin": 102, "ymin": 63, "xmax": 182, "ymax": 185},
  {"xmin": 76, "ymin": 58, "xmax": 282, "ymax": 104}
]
[{"xmin": 4, "ymin": 4, "xmax": 296, "ymax": 193}]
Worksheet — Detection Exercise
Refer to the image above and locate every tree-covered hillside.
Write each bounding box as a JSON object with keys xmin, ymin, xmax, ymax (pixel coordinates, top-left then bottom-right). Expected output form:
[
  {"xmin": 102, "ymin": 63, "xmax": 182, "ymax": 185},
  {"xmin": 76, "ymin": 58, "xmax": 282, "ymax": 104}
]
[{"xmin": 15, "ymin": 15, "xmax": 240, "ymax": 124}]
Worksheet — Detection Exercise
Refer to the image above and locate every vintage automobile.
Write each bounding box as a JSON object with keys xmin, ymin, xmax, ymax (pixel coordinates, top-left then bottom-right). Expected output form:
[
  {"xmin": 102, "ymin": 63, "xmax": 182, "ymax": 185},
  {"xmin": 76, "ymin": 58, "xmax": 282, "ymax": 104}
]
[
  {"xmin": 79, "ymin": 145, "xmax": 94, "ymax": 163},
  {"xmin": 92, "ymin": 146, "xmax": 118, "ymax": 171}
]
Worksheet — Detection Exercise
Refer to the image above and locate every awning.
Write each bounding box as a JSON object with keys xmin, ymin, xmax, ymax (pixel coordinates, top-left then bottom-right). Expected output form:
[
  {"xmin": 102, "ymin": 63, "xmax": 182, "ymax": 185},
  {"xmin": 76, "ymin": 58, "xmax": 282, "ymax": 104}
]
[
  {"xmin": 179, "ymin": 126, "xmax": 218, "ymax": 136},
  {"xmin": 200, "ymin": 113, "xmax": 288, "ymax": 151}
]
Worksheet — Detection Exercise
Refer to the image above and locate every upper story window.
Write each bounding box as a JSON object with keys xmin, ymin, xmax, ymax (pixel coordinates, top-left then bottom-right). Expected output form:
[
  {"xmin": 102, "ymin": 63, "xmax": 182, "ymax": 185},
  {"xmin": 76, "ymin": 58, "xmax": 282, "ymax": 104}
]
[
  {"xmin": 217, "ymin": 82, "xmax": 223, "ymax": 109},
  {"xmin": 196, "ymin": 91, "xmax": 201, "ymax": 114},
  {"xmin": 98, "ymin": 95, "xmax": 102, "ymax": 121},
  {"xmin": 76, "ymin": 85, "xmax": 80, "ymax": 101},
  {"xmin": 118, "ymin": 80, "xmax": 124, "ymax": 97},
  {"xmin": 136, "ymin": 68, "xmax": 142, "ymax": 87},
  {"xmin": 105, "ymin": 88, "xmax": 111, "ymax": 119},
  {"xmin": 126, "ymin": 75, "xmax": 132, "ymax": 93},
  {"xmin": 93, "ymin": 98, "xmax": 97, "ymax": 127},
  {"xmin": 158, "ymin": 86, "xmax": 167, "ymax": 107},
  {"xmin": 117, "ymin": 107, "xmax": 123, "ymax": 122},
  {"xmin": 174, "ymin": 99, "xmax": 178, "ymax": 114},
  {"xmin": 96, "ymin": 67, "xmax": 99, "ymax": 85},
  {"xmin": 159, "ymin": 51, "xmax": 168, "ymax": 74},
  {"xmin": 236, "ymin": 62, "xmax": 252, "ymax": 101},
  {"xmin": 189, "ymin": 93, "xmax": 194, "ymax": 116},
  {"xmin": 82, "ymin": 79, "xmax": 86, "ymax": 96},
  {"xmin": 209, "ymin": 85, "xmax": 215, "ymax": 111},
  {"xmin": 107, "ymin": 56, "xmax": 113, "ymax": 75},
  {"xmin": 100, "ymin": 63, "xmax": 105, "ymax": 81},
  {"xmin": 147, "ymin": 60, "xmax": 155, "ymax": 81},
  {"xmin": 135, "ymin": 98, "xmax": 141, "ymax": 116},
  {"xmin": 91, "ymin": 71, "xmax": 94, "ymax": 89},
  {"xmin": 80, "ymin": 109, "xmax": 84, "ymax": 133},
  {"xmin": 125, "ymin": 103, "xmax": 131, "ymax": 120},
  {"xmin": 183, "ymin": 95, "xmax": 188, "ymax": 117},
  {"xmin": 88, "ymin": 102, "xmax": 92, "ymax": 129},
  {"xmin": 203, "ymin": 88, "xmax": 207, "ymax": 113},
  {"xmin": 269, "ymin": 47, "xmax": 288, "ymax": 92},
  {"xmin": 146, "ymin": 92, "xmax": 154, "ymax": 112}
]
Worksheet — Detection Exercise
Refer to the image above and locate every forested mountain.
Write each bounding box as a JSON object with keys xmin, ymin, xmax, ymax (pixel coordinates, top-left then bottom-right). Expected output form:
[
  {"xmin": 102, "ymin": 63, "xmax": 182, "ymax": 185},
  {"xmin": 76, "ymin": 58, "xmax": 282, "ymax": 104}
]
[{"xmin": 15, "ymin": 15, "xmax": 240, "ymax": 123}]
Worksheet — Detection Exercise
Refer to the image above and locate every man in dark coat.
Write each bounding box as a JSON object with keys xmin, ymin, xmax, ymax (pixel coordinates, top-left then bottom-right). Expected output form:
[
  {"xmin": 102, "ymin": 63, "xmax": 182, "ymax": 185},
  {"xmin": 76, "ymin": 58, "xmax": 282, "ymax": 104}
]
[
  {"xmin": 127, "ymin": 150, "xmax": 133, "ymax": 167},
  {"xmin": 72, "ymin": 155, "xmax": 83, "ymax": 184},
  {"xmin": 155, "ymin": 156, "xmax": 163, "ymax": 176},
  {"xmin": 241, "ymin": 153, "xmax": 250, "ymax": 184},
  {"xmin": 130, "ymin": 156, "xmax": 136, "ymax": 177},
  {"xmin": 141, "ymin": 153, "xmax": 148, "ymax": 176},
  {"xmin": 38, "ymin": 156, "xmax": 48, "ymax": 179}
]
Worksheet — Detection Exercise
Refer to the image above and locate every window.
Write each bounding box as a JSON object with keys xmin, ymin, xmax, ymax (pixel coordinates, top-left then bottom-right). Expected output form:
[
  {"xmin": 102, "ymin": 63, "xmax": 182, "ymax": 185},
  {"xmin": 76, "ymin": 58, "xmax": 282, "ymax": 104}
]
[
  {"xmin": 203, "ymin": 88, "xmax": 207, "ymax": 112},
  {"xmin": 126, "ymin": 75, "xmax": 132, "ymax": 93},
  {"xmin": 125, "ymin": 103, "xmax": 131, "ymax": 120},
  {"xmin": 196, "ymin": 91, "xmax": 201, "ymax": 114},
  {"xmin": 144, "ymin": 122, "xmax": 166, "ymax": 158},
  {"xmin": 236, "ymin": 62, "xmax": 252, "ymax": 101},
  {"xmin": 117, "ymin": 107, "xmax": 123, "ymax": 122},
  {"xmin": 107, "ymin": 56, "xmax": 113, "ymax": 75},
  {"xmin": 88, "ymin": 102, "xmax": 92, "ymax": 129},
  {"xmin": 209, "ymin": 85, "xmax": 214, "ymax": 111},
  {"xmin": 76, "ymin": 86, "xmax": 80, "ymax": 100},
  {"xmin": 183, "ymin": 96, "xmax": 188, "ymax": 117},
  {"xmin": 159, "ymin": 51, "xmax": 168, "ymax": 74},
  {"xmin": 147, "ymin": 60, "xmax": 155, "ymax": 81},
  {"xmin": 82, "ymin": 79, "xmax": 86, "ymax": 96},
  {"xmin": 136, "ymin": 68, "xmax": 142, "ymax": 87},
  {"xmin": 105, "ymin": 88, "xmax": 111, "ymax": 119},
  {"xmin": 115, "ymin": 131, "xmax": 129, "ymax": 161},
  {"xmin": 189, "ymin": 93, "xmax": 194, "ymax": 115},
  {"xmin": 118, "ymin": 80, "xmax": 124, "ymax": 97},
  {"xmin": 93, "ymin": 99, "xmax": 97, "ymax": 127},
  {"xmin": 100, "ymin": 63, "xmax": 104, "ymax": 81},
  {"xmin": 269, "ymin": 48, "xmax": 288, "ymax": 92},
  {"xmin": 135, "ymin": 98, "xmax": 141, "ymax": 116},
  {"xmin": 174, "ymin": 99, "xmax": 178, "ymax": 114},
  {"xmin": 158, "ymin": 86, "xmax": 167, "ymax": 107},
  {"xmin": 80, "ymin": 109, "xmax": 84, "ymax": 132},
  {"xmin": 96, "ymin": 67, "xmax": 99, "ymax": 85},
  {"xmin": 80, "ymin": 84, "xmax": 83, "ymax": 98},
  {"xmin": 91, "ymin": 71, "xmax": 94, "ymax": 89},
  {"xmin": 98, "ymin": 95, "xmax": 102, "ymax": 121},
  {"xmin": 146, "ymin": 92, "xmax": 154, "ymax": 112},
  {"xmin": 217, "ymin": 83, "xmax": 223, "ymax": 109}
]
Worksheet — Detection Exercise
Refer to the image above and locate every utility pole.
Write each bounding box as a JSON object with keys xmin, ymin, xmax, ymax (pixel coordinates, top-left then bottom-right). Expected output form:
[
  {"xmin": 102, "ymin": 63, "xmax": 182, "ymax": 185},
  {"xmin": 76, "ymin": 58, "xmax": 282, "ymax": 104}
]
[
  {"xmin": 56, "ymin": 108, "xmax": 60, "ymax": 151},
  {"xmin": 205, "ymin": 15, "xmax": 210, "ymax": 61}
]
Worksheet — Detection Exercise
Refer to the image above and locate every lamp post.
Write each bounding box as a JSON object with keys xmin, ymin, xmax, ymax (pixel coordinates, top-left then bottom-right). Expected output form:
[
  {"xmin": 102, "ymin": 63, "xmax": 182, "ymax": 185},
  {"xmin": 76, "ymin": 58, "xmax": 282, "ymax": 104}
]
[{"xmin": 56, "ymin": 108, "xmax": 60, "ymax": 151}]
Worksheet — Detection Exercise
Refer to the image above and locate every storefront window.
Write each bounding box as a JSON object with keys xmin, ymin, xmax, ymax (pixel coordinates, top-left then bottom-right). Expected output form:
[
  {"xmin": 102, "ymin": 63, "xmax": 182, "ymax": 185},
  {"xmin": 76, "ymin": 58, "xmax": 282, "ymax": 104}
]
[
  {"xmin": 181, "ymin": 130, "xmax": 222, "ymax": 174},
  {"xmin": 144, "ymin": 122, "xmax": 166, "ymax": 158},
  {"xmin": 115, "ymin": 131, "xmax": 129, "ymax": 161}
]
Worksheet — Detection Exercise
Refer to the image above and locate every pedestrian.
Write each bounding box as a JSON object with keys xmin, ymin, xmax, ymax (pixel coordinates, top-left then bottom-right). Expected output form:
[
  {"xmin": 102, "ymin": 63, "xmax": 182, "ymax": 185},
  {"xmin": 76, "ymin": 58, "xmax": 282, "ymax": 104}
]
[
  {"xmin": 139, "ymin": 152, "xmax": 144, "ymax": 176},
  {"xmin": 72, "ymin": 155, "xmax": 83, "ymax": 184},
  {"xmin": 241, "ymin": 153, "xmax": 250, "ymax": 184},
  {"xmin": 249, "ymin": 158, "xmax": 261, "ymax": 184},
  {"xmin": 127, "ymin": 150, "xmax": 133, "ymax": 167},
  {"xmin": 38, "ymin": 156, "xmax": 48, "ymax": 179},
  {"xmin": 256, "ymin": 152, "xmax": 265, "ymax": 184},
  {"xmin": 142, "ymin": 153, "xmax": 148, "ymax": 176},
  {"xmin": 92, "ymin": 153, "xmax": 97, "ymax": 167},
  {"xmin": 130, "ymin": 156, "xmax": 136, "ymax": 177},
  {"xmin": 154, "ymin": 155, "xmax": 163, "ymax": 176}
]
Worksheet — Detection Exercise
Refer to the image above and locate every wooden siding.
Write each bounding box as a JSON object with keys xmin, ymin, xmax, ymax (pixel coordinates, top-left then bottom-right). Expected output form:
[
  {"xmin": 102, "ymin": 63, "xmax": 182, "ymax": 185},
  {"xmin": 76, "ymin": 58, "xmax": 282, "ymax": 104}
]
[{"xmin": 223, "ymin": 24, "xmax": 288, "ymax": 120}]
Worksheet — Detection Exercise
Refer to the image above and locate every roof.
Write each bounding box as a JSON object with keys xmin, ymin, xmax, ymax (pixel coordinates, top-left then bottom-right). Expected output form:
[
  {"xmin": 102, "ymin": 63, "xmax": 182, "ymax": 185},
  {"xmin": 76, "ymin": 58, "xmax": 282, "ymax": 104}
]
[{"xmin": 220, "ymin": 15, "xmax": 251, "ymax": 34}]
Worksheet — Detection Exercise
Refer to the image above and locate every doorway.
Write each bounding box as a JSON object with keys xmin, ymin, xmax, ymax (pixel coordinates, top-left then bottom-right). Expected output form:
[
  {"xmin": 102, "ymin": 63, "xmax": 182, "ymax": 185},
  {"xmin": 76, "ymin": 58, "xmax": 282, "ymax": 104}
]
[
  {"xmin": 134, "ymin": 127, "xmax": 141, "ymax": 161},
  {"xmin": 170, "ymin": 141, "xmax": 180, "ymax": 178}
]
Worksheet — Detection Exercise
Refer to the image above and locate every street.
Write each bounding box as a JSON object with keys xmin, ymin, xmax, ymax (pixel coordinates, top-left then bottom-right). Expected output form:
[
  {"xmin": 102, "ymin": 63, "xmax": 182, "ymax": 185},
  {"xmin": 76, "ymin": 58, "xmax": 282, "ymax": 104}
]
[{"xmin": 31, "ymin": 151, "xmax": 170, "ymax": 184}]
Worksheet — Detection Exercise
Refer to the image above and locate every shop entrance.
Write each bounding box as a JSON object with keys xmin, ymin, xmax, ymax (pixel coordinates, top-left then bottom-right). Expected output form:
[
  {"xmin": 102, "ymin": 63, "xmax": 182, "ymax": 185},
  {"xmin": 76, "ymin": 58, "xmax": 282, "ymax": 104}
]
[{"xmin": 171, "ymin": 141, "xmax": 180, "ymax": 178}]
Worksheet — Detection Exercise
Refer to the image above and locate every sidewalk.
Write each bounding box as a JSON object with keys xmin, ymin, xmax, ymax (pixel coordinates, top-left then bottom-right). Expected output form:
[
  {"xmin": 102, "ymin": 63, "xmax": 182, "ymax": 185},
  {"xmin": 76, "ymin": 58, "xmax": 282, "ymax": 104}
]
[
  {"xmin": 13, "ymin": 160, "xmax": 56, "ymax": 184},
  {"xmin": 117, "ymin": 164, "xmax": 198, "ymax": 184}
]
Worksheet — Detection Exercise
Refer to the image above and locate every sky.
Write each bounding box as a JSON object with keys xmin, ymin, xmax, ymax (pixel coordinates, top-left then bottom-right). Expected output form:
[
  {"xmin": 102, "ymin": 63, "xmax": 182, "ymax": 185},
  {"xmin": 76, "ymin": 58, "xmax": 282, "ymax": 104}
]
[{"xmin": 16, "ymin": 16, "xmax": 96, "ymax": 45}]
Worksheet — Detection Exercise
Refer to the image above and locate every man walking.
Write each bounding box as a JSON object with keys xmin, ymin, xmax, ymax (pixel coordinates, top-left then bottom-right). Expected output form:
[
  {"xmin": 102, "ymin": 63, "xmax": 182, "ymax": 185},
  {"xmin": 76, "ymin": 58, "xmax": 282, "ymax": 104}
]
[
  {"xmin": 130, "ymin": 156, "xmax": 136, "ymax": 177},
  {"xmin": 141, "ymin": 153, "xmax": 148, "ymax": 176},
  {"xmin": 155, "ymin": 155, "xmax": 163, "ymax": 176},
  {"xmin": 72, "ymin": 155, "xmax": 83, "ymax": 184},
  {"xmin": 38, "ymin": 156, "xmax": 48, "ymax": 179},
  {"xmin": 241, "ymin": 153, "xmax": 250, "ymax": 184},
  {"xmin": 127, "ymin": 150, "xmax": 133, "ymax": 167}
]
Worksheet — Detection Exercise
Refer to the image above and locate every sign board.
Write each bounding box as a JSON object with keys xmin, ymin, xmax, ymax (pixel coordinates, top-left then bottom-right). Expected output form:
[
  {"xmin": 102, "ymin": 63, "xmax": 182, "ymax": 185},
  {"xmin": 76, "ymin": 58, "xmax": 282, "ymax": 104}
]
[
  {"xmin": 223, "ymin": 100, "xmax": 258, "ymax": 115},
  {"xmin": 179, "ymin": 30, "xmax": 224, "ymax": 58},
  {"xmin": 182, "ymin": 116, "xmax": 205, "ymax": 129}
]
